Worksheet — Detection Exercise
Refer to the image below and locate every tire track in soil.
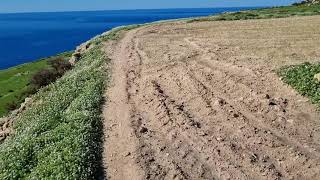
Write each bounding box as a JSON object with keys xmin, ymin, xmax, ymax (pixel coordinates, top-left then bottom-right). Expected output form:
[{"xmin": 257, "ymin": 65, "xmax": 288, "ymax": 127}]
[{"xmin": 103, "ymin": 20, "xmax": 320, "ymax": 180}]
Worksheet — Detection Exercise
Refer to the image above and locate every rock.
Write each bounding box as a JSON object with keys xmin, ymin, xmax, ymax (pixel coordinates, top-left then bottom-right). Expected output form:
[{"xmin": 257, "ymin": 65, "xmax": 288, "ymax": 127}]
[
  {"xmin": 265, "ymin": 94, "xmax": 271, "ymax": 99},
  {"xmin": 216, "ymin": 98, "xmax": 226, "ymax": 106},
  {"xmin": 68, "ymin": 40, "xmax": 94, "ymax": 65},
  {"xmin": 69, "ymin": 52, "xmax": 82, "ymax": 65},
  {"xmin": 199, "ymin": 131, "xmax": 208, "ymax": 136},
  {"xmin": 269, "ymin": 99, "xmax": 277, "ymax": 106},
  {"xmin": 216, "ymin": 137, "xmax": 224, "ymax": 142},
  {"xmin": 139, "ymin": 127, "xmax": 148, "ymax": 134},
  {"xmin": 249, "ymin": 153, "xmax": 258, "ymax": 163},
  {"xmin": 124, "ymin": 152, "xmax": 131, "ymax": 157},
  {"xmin": 0, "ymin": 130, "xmax": 10, "ymax": 142},
  {"xmin": 233, "ymin": 113, "xmax": 240, "ymax": 118},
  {"xmin": 314, "ymin": 73, "xmax": 320, "ymax": 81},
  {"xmin": 0, "ymin": 118, "xmax": 7, "ymax": 126},
  {"xmin": 17, "ymin": 97, "xmax": 33, "ymax": 113}
]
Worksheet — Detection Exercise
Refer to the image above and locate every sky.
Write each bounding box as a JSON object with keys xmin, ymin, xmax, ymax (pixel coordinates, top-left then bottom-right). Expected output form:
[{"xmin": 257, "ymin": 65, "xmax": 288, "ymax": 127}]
[{"xmin": 0, "ymin": 0, "xmax": 302, "ymax": 13}]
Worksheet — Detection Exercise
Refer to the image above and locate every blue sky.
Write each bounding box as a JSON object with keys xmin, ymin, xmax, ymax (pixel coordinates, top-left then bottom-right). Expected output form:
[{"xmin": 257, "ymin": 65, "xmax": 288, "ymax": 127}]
[{"xmin": 0, "ymin": 0, "xmax": 302, "ymax": 13}]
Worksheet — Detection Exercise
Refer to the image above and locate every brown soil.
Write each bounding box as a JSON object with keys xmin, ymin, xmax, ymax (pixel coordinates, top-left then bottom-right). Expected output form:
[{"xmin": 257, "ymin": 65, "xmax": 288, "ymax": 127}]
[{"xmin": 103, "ymin": 16, "xmax": 320, "ymax": 180}]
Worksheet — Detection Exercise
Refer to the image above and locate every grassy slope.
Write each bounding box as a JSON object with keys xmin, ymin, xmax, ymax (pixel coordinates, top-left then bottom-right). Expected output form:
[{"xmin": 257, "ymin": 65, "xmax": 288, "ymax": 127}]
[
  {"xmin": 188, "ymin": 4, "xmax": 320, "ymax": 22},
  {"xmin": 0, "ymin": 52, "xmax": 72, "ymax": 118},
  {"xmin": 278, "ymin": 63, "xmax": 320, "ymax": 108},
  {"xmin": 0, "ymin": 26, "xmax": 136, "ymax": 179}
]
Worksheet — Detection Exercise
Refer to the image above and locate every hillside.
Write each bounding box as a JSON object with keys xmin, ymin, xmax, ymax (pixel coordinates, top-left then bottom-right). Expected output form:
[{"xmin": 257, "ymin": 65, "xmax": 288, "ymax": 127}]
[
  {"xmin": 189, "ymin": 3, "xmax": 320, "ymax": 22},
  {"xmin": 0, "ymin": 52, "xmax": 72, "ymax": 118},
  {"xmin": 1, "ymin": 4, "xmax": 320, "ymax": 180}
]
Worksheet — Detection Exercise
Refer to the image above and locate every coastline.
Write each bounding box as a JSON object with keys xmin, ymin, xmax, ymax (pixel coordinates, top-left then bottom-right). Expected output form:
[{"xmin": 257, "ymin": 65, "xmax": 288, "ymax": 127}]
[
  {"xmin": 1, "ymin": 7, "xmax": 252, "ymax": 70},
  {"xmin": 1, "ymin": 3, "xmax": 320, "ymax": 178}
]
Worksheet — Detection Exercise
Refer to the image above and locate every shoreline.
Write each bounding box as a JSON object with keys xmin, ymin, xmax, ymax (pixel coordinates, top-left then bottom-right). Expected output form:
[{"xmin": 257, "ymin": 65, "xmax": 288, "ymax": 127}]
[
  {"xmin": 1, "ymin": 2, "xmax": 320, "ymax": 178},
  {"xmin": 0, "ymin": 6, "xmax": 262, "ymax": 70},
  {"xmin": 2, "ymin": 3, "xmax": 320, "ymax": 71}
]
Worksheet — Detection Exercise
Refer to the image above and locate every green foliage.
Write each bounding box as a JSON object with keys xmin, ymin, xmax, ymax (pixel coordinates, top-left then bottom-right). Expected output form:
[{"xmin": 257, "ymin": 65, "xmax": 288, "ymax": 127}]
[
  {"xmin": 278, "ymin": 62, "xmax": 320, "ymax": 108},
  {"xmin": 188, "ymin": 4, "xmax": 320, "ymax": 22},
  {"xmin": 31, "ymin": 57, "xmax": 72, "ymax": 89},
  {"xmin": 0, "ymin": 45, "xmax": 108, "ymax": 179},
  {"xmin": 0, "ymin": 52, "xmax": 73, "ymax": 117}
]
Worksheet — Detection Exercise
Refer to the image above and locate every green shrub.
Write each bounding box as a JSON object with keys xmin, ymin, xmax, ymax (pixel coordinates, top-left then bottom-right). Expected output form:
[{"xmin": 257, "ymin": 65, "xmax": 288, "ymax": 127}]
[
  {"xmin": 48, "ymin": 57, "xmax": 72, "ymax": 75},
  {"xmin": 31, "ymin": 57, "xmax": 72, "ymax": 88},
  {"xmin": 278, "ymin": 62, "xmax": 320, "ymax": 108},
  {"xmin": 5, "ymin": 102, "xmax": 18, "ymax": 111}
]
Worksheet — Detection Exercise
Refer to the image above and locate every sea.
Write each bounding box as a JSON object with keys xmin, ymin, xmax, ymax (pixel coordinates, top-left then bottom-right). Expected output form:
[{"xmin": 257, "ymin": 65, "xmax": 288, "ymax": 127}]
[{"xmin": 0, "ymin": 7, "xmax": 259, "ymax": 69}]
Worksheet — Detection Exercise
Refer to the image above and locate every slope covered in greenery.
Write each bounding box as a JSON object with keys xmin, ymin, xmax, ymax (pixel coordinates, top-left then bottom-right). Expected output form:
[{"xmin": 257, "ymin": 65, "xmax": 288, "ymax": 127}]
[
  {"xmin": 188, "ymin": 4, "xmax": 320, "ymax": 22},
  {"xmin": 0, "ymin": 52, "xmax": 72, "ymax": 118},
  {"xmin": 0, "ymin": 41, "xmax": 108, "ymax": 180}
]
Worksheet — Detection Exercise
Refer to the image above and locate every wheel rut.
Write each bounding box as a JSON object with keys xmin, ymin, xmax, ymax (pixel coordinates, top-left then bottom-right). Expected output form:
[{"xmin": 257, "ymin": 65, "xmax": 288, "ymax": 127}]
[{"xmin": 103, "ymin": 17, "xmax": 320, "ymax": 180}]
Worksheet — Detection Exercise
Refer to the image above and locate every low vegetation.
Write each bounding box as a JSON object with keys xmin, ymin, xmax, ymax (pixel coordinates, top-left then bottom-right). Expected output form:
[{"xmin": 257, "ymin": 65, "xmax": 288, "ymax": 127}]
[
  {"xmin": 278, "ymin": 62, "xmax": 320, "ymax": 108},
  {"xmin": 188, "ymin": 4, "xmax": 320, "ymax": 22},
  {"xmin": 0, "ymin": 45, "xmax": 107, "ymax": 179},
  {"xmin": 0, "ymin": 24, "xmax": 143, "ymax": 179},
  {"xmin": 0, "ymin": 52, "xmax": 72, "ymax": 117},
  {"xmin": 31, "ymin": 57, "xmax": 72, "ymax": 88}
]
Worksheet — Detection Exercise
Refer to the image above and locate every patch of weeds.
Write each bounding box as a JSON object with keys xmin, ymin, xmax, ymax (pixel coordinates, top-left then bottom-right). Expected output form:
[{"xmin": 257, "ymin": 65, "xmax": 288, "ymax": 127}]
[{"xmin": 278, "ymin": 62, "xmax": 320, "ymax": 108}]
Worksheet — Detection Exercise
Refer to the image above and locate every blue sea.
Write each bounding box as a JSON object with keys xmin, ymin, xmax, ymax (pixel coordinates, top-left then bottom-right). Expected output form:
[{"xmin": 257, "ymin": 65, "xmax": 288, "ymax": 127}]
[{"xmin": 0, "ymin": 7, "xmax": 258, "ymax": 69}]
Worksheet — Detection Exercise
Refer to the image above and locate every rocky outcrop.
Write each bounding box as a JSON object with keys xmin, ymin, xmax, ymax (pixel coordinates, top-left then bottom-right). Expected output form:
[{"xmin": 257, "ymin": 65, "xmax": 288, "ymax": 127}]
[
  {"xmin": 0, "ymin": 97, "xmax": 33, "ymax": 142},
  {"xmin": 0, "ymin": 118, "xmax": 11, "ymax": 142},
  {"xmin": 69, "ymin": 41, "xmax": 92, "ymax": 65}
]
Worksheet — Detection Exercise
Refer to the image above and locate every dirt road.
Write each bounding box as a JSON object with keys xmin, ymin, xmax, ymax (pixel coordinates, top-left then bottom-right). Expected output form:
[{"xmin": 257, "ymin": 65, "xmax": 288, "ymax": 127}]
[{"xmin": 103, "ymin": 16, "xmax": 320, "ymax": 179}]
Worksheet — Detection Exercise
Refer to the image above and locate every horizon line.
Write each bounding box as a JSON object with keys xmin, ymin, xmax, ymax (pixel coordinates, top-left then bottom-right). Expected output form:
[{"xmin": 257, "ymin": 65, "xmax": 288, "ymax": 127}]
[{"xmin": 0, "ymin": 5, "xmax": 271, "ymax": 15}]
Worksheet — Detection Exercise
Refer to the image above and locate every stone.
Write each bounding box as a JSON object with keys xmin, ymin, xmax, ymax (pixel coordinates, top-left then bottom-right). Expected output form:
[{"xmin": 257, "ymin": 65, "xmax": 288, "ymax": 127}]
[
  {"xmin": 69, "ymin": 52, "xmax": 81, "ymax": 65},
  {"xmin": 314, "ymin": 73, "xmax": 320, "ymax": 81},
  {"xmin": 139, "ymin": 127, "xmax": 148, "ymax": 134}
]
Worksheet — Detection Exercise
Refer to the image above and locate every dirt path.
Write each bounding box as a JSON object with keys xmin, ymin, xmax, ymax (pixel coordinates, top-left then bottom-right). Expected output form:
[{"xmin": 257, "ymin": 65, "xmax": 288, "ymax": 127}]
[
  {"xmin": 103, "ymin": 29, "xmax": 145, "ymax": 180},
  {"xmin": 103, "ymin": 16, "xmax": 320, "ymax": 180}
]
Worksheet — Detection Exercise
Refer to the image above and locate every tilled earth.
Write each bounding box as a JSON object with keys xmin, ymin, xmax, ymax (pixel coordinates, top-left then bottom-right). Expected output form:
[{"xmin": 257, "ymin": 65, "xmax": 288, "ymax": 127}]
[{"xmin": 103, "ymin": 16, "xmax": 320, "ymax": 180}]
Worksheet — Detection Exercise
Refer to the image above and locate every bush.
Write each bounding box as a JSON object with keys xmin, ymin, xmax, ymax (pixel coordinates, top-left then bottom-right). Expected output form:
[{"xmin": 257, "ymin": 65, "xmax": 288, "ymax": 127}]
[
  {"xmin": 5, "ymin": 102, "xmax": 18, "ymax": 111},
  {"xmin": 31, "ymin": 57, "xmax": 72, "ymax": 88},
  {"xmin": 31, "ymin": 69, "xmax": 59, "ymax": 88},
  {"xmin": 48, "ymin": 57, "xmax": 72, "ymax": 76}
]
